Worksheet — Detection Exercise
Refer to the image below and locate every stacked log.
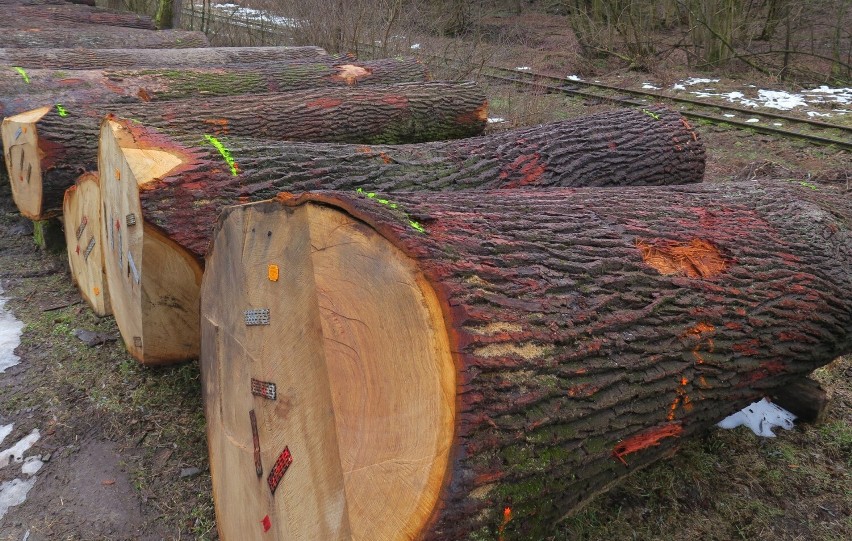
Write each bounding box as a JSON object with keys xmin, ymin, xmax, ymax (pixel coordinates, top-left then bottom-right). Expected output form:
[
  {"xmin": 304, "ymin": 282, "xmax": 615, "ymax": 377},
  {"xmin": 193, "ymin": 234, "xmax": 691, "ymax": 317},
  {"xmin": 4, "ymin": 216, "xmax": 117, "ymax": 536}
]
[
  {"xmin": 200, "ymin": 183, "xmax": 852, "ymax": 540},
  {"xmin": 97, "ymin": 106, "xmax": 705, "ymax": 364},
  {"xmin": 62, "ymin": 172, "xmax": 110, "ymax": 316},
  {"xmin": 3, "ymin": 80, "xmax": 480, "ymax": 219},
  {"xmin": 0, "ymin": 57, "xmax": 427, "ymax": 116},
  {"xmin": 0, "ymin": 46, "xmax": 329, "ymax": 70},
  {"xmin": 0, "ymin": 26, "xmax": 209, "ymax": 49},
  {"xmin": 2, "ymin": 4, "xmax": 157, "ymax": 29}
]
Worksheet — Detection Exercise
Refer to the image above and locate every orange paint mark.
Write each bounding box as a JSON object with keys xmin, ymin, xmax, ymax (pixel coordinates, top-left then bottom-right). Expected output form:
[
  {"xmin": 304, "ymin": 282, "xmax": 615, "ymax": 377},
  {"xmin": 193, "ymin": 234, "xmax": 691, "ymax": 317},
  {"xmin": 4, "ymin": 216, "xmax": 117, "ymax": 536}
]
[
  {"xmin": 378, "ymin": 152, "xmax": 392, "ymax": 164},
  {"xmin": 498, "ymin": 506, "xmax": 512, "ymax": 541},
  {"xmin": 274, "ymin": 192, "xmax": 296, "ymax": 203},
  {"xmin": 612, "ymin": 422, "xmax": 683, "ymax": 466},
  {"xmin": 335, "ymin": 64, "xmax": 371, "ymax": 84},
  {"xmin": 137, "ymin": 88, "xmax": 152, "ymax": 102},
  {"xmin": 268, "ymin": 264, "xmax": 279, "ymax": 282},
  {"xmin": 698, "ymin": 375, "xmax": 709, "ymax": 388},
  {"xmin": 305, "ymin": 97, "xmax": 343, "ymax": 109},
  {"xmin": 114, "ymin": 169, "xmax": 120, "ymax": 181},
  {"xmin": 93, "ymin": 287, "xmax": 100, "ymax": 296},
  {"xmin": 357, "ymin": 145, "xmax": 372, "ymax": 154},
  {"xmin": 667, "ymin": 377, "xmax": 691, "ymax": 421},
  {"xmin": 636, "ymin": 238, "xmax": 728, "ymax": 278},
  {"xmin": 500, "ymin": 153, "xmax": 546, "ymax": 187},
  {"xmin": 683, "ymin": 322, "xmax": 715, "ymax": 337}
]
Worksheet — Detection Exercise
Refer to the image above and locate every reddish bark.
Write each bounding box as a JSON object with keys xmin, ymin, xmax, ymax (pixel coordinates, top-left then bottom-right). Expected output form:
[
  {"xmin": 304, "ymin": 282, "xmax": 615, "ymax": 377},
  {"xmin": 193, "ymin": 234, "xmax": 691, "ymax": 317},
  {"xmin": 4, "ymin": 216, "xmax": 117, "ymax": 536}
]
[
  {"xmin": 113, "ymin": 106, "xmax": 704, "ymax": 259},
  {"xmin": 241, "ymin": 181, "xmax": 852, "ymax": 539}
]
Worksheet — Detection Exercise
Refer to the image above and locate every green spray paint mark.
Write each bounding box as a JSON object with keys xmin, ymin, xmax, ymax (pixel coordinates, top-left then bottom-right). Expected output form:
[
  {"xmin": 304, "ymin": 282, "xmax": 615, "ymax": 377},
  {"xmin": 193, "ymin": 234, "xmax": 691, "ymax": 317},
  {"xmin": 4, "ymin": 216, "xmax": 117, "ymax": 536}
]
[
  {"xmin": 356, "ymin": 188, "xmax": 424, "ymax": 233},
  {"xmin": 55, "ymin": 104, "xmax": 68, "ymax": 117},
  {"xmin": 642, "ymin": 109, "xmax": 661, "ymax": 120},
  {"xmin": 12, "ymin": 66, "xmax": 29, "ymax": 83},
  {"xmin": 798, "ymin": 181, "xmax": 818, "ymax": 190},
  {"xmin": 204, "ymin": 134, "xmax": 238, "ymax": 176}
]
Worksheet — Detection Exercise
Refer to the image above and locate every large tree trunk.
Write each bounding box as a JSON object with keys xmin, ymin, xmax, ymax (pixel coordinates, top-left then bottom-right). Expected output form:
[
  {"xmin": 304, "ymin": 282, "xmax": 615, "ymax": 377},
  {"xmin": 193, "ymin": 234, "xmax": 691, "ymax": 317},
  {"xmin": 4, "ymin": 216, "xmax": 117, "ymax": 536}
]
[
  {"xmin": 199, "ymin": 183, "xmax": 852, "ymax": 540},
  {"xmin": 3, "ymin": 81, "xmax": 484, "ymax": 219},
  {"xmin": 0, "ymin": 57, "xmax": 426, "ymax": 117},
  {"xmin": 0, "ymin": 25, "xmax": 208, "ymax": 49},
  {"xmin": 62, "ymin": 171, "xmax": 110, "ymax": 316},
  {"xmin": 0, "ymin": 45, "xmax": 329, "ymax": 70},
  {"xmin": 97, "ymin": 106, "xmax": 704, "ymax": 364},
  {"xmin": 3, "ymin": 4, "xmax": 157, "ymax": 29}
]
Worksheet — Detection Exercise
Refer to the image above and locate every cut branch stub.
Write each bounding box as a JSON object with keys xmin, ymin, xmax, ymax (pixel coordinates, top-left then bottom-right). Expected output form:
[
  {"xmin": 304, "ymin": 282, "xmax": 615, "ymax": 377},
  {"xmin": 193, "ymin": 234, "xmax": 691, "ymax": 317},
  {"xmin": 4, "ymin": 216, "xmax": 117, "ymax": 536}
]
[
  {"xmin": 201, "ymin": 182, "xmax": 851, "ymax": 540},
  {"xmin": 3, "ymin": 81, "xmax": 487, "ymax": 218},
  {"xmin": 62, "ymin": 172, "xmax": 110, "ymax": 316},
  {"xmin": 98, "ymin": 106, "xmax": 704, "ymax": 364}
]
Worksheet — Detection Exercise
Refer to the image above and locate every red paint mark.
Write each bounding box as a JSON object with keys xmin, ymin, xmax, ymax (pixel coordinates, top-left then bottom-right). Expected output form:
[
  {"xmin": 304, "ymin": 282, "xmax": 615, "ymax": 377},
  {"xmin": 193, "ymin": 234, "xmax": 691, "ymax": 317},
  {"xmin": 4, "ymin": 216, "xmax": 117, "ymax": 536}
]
[
  {"xmin": 267, "ymin": 446, "xmax": 293, "ymax": 495},
  {"xmin": 203, "ymin": 117, "xmax": 230, "ymax": 136},
  {"xmin": 57, "ymin": 78, "xmax": 85, "ymax": 86},
  {"xmin": 612, "ymin": 422, "xmax": 683, "ymax": 466},
  {"xmin": 305, "ymin": 97, "xmax": 343, "ymax": 109},
  {"xmin": 378, "ymin": 152, "xmax": 392, "ymax": 164},
  {"xmin": 261, "ymin": 515, "xmax": 271, "ymax": 532},
  {"xmin": 500, "ymin": 153, "xmax": 546, "ymax": 187},
  {"xmin": 733, "ymin": 339, "xmax": 760, "ymax": 356},
  {"xmin": 381, "ymin": 95, "xmax": 409, "ymax": 108},
  {"xmin": 498, "ymin": 507, "xmax": 512, "ymax": 541},
  {"xmin": 357, "ymin": 145, "xmax": 372, "ymax": 154},
  {"xmin": 115, "ymin": 219, "xmax": 120, "ymax": 230},
  {"xmin": 636, "ymin": 238, "xmax": 728, "ymax": 278},
  {"xmin": 777, "ymin": 331, "xmax": 808, "ymax": 342},
  {"xmin": 567, "ymin": 382, "xmax": 600, "ymax": 398},
  {"xmin": 738, "ymin": 360, "xmax": 786, "ymax": 387},
  {"xmin": 608, "ymin": 141, "xmax": 617, "ymax": 150},
  {"xmin": 75, "ymin": 245, "xmax": 80, "ymax": 255},
  {"xmin": 724, "ymin": 322, "xmax": 743, "ymax": 331},
  {"xmin": 137, "ymin": 88, "xmax": 152, "ymax": 102}
]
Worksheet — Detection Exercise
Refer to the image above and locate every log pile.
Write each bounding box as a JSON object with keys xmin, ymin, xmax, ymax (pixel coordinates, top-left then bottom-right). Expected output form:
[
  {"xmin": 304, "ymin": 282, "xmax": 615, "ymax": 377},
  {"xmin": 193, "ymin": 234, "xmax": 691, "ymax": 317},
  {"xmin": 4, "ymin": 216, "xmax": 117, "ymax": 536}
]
[
  {"xmin": 3, "ymin": 1, "xmax": 849, "ymax": 538},
  {"xmin": 97, "ymin": 106, "xmax": 703, "ymax": 364}
]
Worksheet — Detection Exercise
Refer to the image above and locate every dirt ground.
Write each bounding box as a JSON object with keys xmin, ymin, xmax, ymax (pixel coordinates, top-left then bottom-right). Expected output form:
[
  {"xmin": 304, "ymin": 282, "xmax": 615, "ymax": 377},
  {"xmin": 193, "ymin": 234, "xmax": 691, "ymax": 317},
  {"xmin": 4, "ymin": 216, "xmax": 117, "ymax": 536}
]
[{"xmin": 0, "ymin": 4, "xmax": 850, "ymax": 540}]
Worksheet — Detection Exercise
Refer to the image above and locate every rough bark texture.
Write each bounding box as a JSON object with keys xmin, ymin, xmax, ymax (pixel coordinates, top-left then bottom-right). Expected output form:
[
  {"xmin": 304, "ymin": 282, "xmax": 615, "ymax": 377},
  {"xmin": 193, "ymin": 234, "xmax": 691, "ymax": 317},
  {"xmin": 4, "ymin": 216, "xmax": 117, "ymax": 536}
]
[
  {"xmin": 0, "ymin": 45, "xmax": 329, "ymax": 70},
  {"xmin": 0, "ymin": 25, "xmax": 208, "ymax": 49},
  {"xmin": 0, "ymin": 57, "xmax": 426, "ymax": 117},
  {"xmin": 5, "ymin": 81, "xmax": 484, "ymax": 219},
  {"xmin": 3, "ymin": 4, "xmax": 156, "ymax": 29},
  {"xmin": 237, "ymin": 182, "xmax": 851, "ymax": 540},
  {"xmin": 123, "ymin": 106, "xmax": 704, "ymax": 259}
]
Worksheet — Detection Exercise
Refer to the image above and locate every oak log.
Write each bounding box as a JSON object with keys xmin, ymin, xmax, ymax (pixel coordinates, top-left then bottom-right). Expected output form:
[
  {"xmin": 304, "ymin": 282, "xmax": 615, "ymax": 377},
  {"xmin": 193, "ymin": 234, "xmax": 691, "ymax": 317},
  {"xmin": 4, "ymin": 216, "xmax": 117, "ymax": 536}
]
[
  {"xmin": 62, "ymin": 171, "xmax": 110, "ymax": 316},
  {"xmin": 3, "ymin": 5, "xmax": 157, "ymax": 29},
  {"xmin": 0, "ymin": 46, "xmax": 329, "ymax": 70},
  {"xmin": 0, "ymin": 25, "xmax": 208, "ymax": 49},
  {"xmin": 98, "ymin": 106, "xmax": 705, "ymax": 364},
  {"xmin": 200, "ymin": 183, "xmax": 852, "ymax": 540},
  {"xmin": 0, "ymin": 57, "xmax": 426, "ymax": 117},
  {"xmin": 2, "ymin": 80, "xmax": 483, "ymax": 219}
]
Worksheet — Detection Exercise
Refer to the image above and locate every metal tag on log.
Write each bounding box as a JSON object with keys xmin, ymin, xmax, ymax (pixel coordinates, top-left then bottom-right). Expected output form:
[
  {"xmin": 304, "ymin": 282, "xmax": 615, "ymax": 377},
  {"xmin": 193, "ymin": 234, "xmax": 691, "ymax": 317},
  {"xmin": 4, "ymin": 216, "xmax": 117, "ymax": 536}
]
[
  {"xmin": 251, "ymin": 378, "xmax": 277, "ymax": 401},
  {"xmin": 244, "ymin": 308, "xmax": 270, "ymax": 326},
  {"xmin": 267, "ymin": 446, "xmax": 292, "ymax": 495}
]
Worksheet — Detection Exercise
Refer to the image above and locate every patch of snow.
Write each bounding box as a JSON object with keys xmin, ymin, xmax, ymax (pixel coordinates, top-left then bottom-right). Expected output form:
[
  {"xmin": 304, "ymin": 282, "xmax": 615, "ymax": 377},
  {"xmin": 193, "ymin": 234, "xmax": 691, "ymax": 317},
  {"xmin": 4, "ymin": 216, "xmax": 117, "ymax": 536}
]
[
  {"xmin": 678, "ymin": 77, "xmax": 720, "ymax": 87},
  {"xmin": 0, "ymin": 424, "xmax": 12, "ymax": 447},
  {"xmin": 487, "ymin": 117, "xmax": 506, "ymax": 124},
  {"xmin": 566, "ymin": 75, "xmax": 583, "ymax": 81},
  {"xmin": 672, "ymin": 83, "xmax": 685, "ymax": 90},
  {"xmin": 642, "ymin": 82, "xmax": 660, "ymax": 90},
  {"xmin": 746, "ymin": 118, "xmax": 760, "ymax": 123},
  {"xmin": 0, "ymin": 429, "xmax": 40, "ymax": 468},
  {"xmin": 773, "ymin": 122, "xmax": 783, "ymax": 126},
  {"xmin": 206, "ymin": 2, "xmax": 301, "ymax": 29},
  {"xmin": 409, "ymin": 43, "xmax": 421, "ymax": 50},
  {"xmin": 21, "ymin": 456, "xmax": 43, "ymax": 476},
  {"xmin": 515, "ymin": 66, "xmax": 531, "ymax": 71},
  {"xmin": 0, "ymin": 477, "xmax": 37, "ymax": 520},
  {"xmin": 757, "ymin": 89, "xmax": 806, "ymax": 110},
  {"xmin": 805, "ymin": 86, "xmax": 852, "ymax": 104},
  {"xmin": 0, "ymin": 285, "xmax": 25, "ymax": 374},
  {"xmin": 718, "ymin": 398, "xmax": 795, "ymax": 437},
  {"xmin": 723, "ymin": 113, "xmax": 736, "ymax": 118},
  {"xmin": 807, "ymin": 111, "xmax": 832, "ymax": 117}
]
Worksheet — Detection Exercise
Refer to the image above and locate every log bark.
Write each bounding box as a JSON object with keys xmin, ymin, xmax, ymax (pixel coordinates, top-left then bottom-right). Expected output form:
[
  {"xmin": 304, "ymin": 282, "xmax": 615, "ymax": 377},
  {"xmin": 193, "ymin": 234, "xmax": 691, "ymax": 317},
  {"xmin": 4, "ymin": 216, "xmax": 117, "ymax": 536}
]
[
  {"xmin": 97, "ymin": 106, "xmax": 704, "ymax": 364},
  {"xmin": 0, "ymin": 57, "xmax": 426, "ymax": 117},
  {"xmin": 62, "ymin": 171, "xmax": 110, "ymax": 316},
  {"xmin": 0, "ymin": 25, "xmax": 208, "ymax": 49},
  {"xmin": 200, "ymin": 182, "xmax": 852, "ymax": 540},
  {"xmin": 0, "ymin": 46, "xmax": 329, "ymax": 70},
  {"xmin": 3, "ymin": 80, "xmax": 484, "ymax": 219},
  {"xmin": 3, "ymin": 5, "xmax": 157, "ymax": 29}
]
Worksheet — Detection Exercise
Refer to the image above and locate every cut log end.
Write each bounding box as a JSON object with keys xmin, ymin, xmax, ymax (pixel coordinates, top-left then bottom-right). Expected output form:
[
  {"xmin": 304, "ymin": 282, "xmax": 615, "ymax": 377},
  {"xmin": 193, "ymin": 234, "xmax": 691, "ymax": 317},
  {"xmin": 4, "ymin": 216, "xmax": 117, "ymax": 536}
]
[
  {"xmin": 99, "ymin": 119, "xmax": 200, "ymax": 365},
  {"xmin": 2, "ymin": 106, "xmax": 50, "ymax": 219},
  {"xmin": 63, "ymin": 172, "xmax": 110, "ymax": 316},
  {"xmin": 202, "ymin": 202, "xmax": 456, "ymax": 540}
]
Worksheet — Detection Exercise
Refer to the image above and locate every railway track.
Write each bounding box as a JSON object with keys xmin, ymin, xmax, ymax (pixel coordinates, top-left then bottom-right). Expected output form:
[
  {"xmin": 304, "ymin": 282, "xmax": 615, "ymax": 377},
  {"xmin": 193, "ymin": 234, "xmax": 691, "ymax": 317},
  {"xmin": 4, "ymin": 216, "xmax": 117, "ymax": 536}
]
[{"xmin": 431, "ymin": 58, "xmax": 852, "ymax": 151}]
